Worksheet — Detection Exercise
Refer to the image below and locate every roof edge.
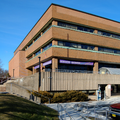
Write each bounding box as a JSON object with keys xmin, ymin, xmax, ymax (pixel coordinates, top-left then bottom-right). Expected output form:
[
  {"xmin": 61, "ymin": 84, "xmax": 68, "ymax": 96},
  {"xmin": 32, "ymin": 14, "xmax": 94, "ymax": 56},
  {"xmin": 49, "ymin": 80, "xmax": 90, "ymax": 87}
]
[
  {"xmin": 14, "ymin": 3, "xmax": 53, "ymax": 53},
  {"xmin": 14, "ymin": 3, "xmax": 120, "ymax": 53}
]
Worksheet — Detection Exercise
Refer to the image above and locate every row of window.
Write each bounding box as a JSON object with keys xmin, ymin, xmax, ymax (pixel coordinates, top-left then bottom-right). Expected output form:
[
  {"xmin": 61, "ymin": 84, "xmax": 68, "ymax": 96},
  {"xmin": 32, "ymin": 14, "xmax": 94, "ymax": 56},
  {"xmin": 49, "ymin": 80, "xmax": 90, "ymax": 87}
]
[
  {"xmin": 98, "ymin": 47, "xmax": 120, "ymax": 54},
  {"xmin": 98, "ymin": 31, "xmax": 120, "ymax": 39},
  {"xmin": 58, "ymin": 41, "xmax": 120, "ymax": 55},
  {"xmin": 58, "ymin": 22, "xmax": 94, "ymax": 33},
  {"xmin": 34, "ymin": 33, "xmax": 41, "ymax": 42},
  {"xmin": 24, "ymin": 23, "xmax": 52, "ymax": 50},
  {"xmin": 58, "ymin": 41, "xmax": 95, "ymax": 50},
  {"xmin": 58, "ymin": 21, "xmax": 120, "ymax": 40},
  {"xmin": 27, "ymin": 43, "xmax": 52, "ymax": 60},
  {"xmin": 27, "ymin": 41, "xmax": 120, "ymax": 61}
]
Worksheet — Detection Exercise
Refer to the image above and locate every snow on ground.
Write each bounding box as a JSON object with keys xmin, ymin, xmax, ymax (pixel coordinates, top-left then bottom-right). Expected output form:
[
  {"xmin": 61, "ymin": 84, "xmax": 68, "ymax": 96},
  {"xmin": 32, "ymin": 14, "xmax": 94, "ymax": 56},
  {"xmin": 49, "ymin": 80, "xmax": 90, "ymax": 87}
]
[{"xmin": 46, "ymin": 97, "xmax": 120, "ymax": 120}]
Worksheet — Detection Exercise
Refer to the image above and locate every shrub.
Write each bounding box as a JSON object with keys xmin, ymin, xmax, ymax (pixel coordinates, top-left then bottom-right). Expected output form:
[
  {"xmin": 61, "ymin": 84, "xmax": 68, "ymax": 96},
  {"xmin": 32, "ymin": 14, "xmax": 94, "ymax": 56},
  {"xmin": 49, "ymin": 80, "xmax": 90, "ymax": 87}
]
[
  {"xmin": 31, "ymin": 91, "xmax": 53, "ymax": 103},
  {"xmin": 52, "ymin": 91, "xmax": 88, "ymax": 103},
  {"xmin": 51, "ymin": 93, "xmax": 63, "ymax": 103},
  {"xmin": 29, "ymin": 90, "xmax": 88, "ymax": 103}
]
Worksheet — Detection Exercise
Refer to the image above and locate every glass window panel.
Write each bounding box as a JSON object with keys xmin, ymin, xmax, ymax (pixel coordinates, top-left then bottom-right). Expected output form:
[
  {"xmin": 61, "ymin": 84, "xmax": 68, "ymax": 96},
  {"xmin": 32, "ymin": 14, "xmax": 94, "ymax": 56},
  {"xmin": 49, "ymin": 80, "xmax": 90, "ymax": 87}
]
[
  {"xmin": 98, "ymin": 31, "xmax": 102, "ymax": 35},
  {"xmin": 43, "ymin": 43, "xmax": 52, "ymax": 51},
  {"xmin": 65, "ymin": 42, "xmax": 70, "ymax": 47},
  {"xmin": 34, "ymin": 34, "xmax": 41, "ymax": 42},
  {"xmin": 66, "ymin": 24, "xmax": 77, "ymax": 30},
  {"xmin": 78, "ymin": 44, "xmax": 82, "ymax": 49},
  {"xmin": 98, "ymin": 47, "xmax": 104, "ymax": 51},
  {"xmin": 106, "ymin": 33, "xmax": 111, "ymax": 37},
  {"xmin": 103, "ymin": 32, "xmax": 107, "ymax": 36},
  {"xmin": 35, "ymin": 50, "xmax": 41, "ymax": 56},
  {"xmin": 58, "ymin": 22, "xmax": 66, "ymax": 27},
  {"xmin": 28, "ymin": 42, "xmax": 33, "ymax": 48},
  {"xmin": 58, "ymin": 41, "xmax": 64, "ymax": 46},
  {"xmin": 116, "ymin": 50, "xmax": 120, "ymax": 54},
  {"xmin": 84, "ymin": 27, "xmax": 88, "ymax": 32},
  {"xmin": 71, "ymin": 43, "xmax": 78, "ymax": 48},
  {"xmin": 82, "ymin": 44, "xmax": 87, "ymax": 49},
  {"xmin": 89, "ymin": 29, "xmax": 94, "ymax": 33},
  {"xmin": 77, "ymin": 26, "xmax": 84, "ymax": 31},
  {"xmin": 87, "ymin": 46, "xmax": 94, "ymax": 50}
]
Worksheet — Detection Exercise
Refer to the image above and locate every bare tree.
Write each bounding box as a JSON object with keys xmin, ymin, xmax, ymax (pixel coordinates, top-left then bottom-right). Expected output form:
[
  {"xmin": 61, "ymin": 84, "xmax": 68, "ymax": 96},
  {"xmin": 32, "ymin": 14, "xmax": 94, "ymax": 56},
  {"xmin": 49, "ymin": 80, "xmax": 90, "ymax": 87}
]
[{"xmin": 0, "ymin": 59, "xmax": 9, "ymax": 77}]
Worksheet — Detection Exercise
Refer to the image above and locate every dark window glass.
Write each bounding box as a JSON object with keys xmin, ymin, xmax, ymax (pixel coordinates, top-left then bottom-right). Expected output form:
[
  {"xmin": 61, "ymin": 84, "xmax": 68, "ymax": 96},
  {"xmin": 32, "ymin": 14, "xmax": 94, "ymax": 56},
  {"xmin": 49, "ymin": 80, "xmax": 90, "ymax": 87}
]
[
  {"xmin": 65, "ymin": 42, "xmax": 70, "ymax": 47},
  {"xmin": 42, "ymin": 23, "xmax": 52, "ymax": 33},
  {"xmin": 82, "ymin": 44, "xmax": 88, "ymax": 49},
  {"xmin": 43, "ymin": 43, "xmax": 52, "ymax": 51},
  {"xmin": 34, "ymin": 34, "xmax": 41, "ymax": 42},
  {"xmin": 58, "ymin": 41, "xmax": 64, "ymax": 46},
  {"xmin": 71, "ymin": 43, "xmax": 78, "ymax": 48},
  {"xmin": 87, "ymin": 46, "xmax": 94, "ymax": 50},
  {"xmin": 90, "ymin": 29, "xmax": 94, "ymax": 33},
  {"xmin": 98, "ymin": 30, "xmax": 120, "ymax": 39},
  {"xmin": 115, "ymin": 50, "xmax": 120, "ymax": 54},
  {"xmin": 98, "ymin": 47, "xmax": 104, "ymax": 52},
  {"xmin": 58, "ymin": 41, "xmax": 94, "ymax": 50},
  {"xmin": 35, "ymin": 50, "xmax": 41, "ymax": 56},
  {"xmin": 77, "ymin": 26, "xmax": 84, "ymax": 31},
  {"xmin": 28, "ymin": 42, "xmax": 33, "ymax": 48},
  {"xmin": 78, "ymin": 44, "xmax": 82, "ymax": 49},
  {"xmin": 27, "ymin": 55, "xmax": 32, "ymax": 60},
  {"xmin": 58, "ymin": 22, "xmax": 94, "ymax": 33},
  {"xmin": 98, "ymin": 47, "xmax": 120, "ymax": 55}
]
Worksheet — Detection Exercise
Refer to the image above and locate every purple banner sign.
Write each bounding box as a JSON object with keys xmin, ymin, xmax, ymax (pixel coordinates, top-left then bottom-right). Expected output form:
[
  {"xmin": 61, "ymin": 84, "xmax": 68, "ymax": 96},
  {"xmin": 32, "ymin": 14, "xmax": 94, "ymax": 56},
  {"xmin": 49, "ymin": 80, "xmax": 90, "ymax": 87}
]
[
  {"xmin": 59, "ymin": 60, "xmax": 70, "ymax": 64},
  {"xmin": 43, "ymin": 60, "xmax": 52, "ymax": 66},
  {"xmin": 34, "ymin": 65, "xmax": 40, "ymax": 69},
  {"xmin": 59, "ymin": 59, "xmax": 93, "ymax": 66}
]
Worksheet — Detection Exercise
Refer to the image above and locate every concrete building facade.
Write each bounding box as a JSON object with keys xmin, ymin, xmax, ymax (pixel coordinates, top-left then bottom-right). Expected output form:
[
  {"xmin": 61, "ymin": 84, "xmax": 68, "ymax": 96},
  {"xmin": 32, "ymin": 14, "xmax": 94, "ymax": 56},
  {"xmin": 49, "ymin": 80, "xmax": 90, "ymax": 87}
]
[{"xmin": 9, "ymin": 4, "xmax": 120, "ymax": 78}]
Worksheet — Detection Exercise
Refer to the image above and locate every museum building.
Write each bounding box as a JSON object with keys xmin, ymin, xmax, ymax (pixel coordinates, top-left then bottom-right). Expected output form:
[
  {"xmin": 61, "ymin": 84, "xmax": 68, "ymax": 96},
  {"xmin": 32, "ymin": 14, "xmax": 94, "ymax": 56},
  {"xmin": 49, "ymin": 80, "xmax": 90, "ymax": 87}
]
[{"xmin": 9, "ymin": 3, "xmax": 120, "ymax": 78}]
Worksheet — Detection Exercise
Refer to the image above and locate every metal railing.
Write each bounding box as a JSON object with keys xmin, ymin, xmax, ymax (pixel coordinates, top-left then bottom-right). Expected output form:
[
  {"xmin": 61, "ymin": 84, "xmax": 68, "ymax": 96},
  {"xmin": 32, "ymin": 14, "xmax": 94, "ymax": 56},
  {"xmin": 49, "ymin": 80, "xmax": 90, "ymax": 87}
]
[{"xmin": 9, "ymin": 82, "xmax": 51, "ymax": 103}]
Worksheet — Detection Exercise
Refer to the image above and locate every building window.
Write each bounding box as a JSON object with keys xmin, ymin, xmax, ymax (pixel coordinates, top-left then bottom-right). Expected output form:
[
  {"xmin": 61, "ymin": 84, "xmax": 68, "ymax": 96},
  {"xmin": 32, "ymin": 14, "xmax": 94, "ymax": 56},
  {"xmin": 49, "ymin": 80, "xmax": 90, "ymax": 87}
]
[
  {"xmin": 98, "ymin": 30, "xmax": 120, "ymax": 39},
  {"xmin": 43, "ymin": 42, "xmax": 52, "ymax": 51},
  {"xmin": 35, "ymin": 50, "xmax": 41, "ymax": 56},
  {"xmin": 34, "ymin": 33, "xmax": 41, "ymax": 42},
  {"xmin": 58, "ymin": 41, "xmax": 95, "ymax": 50},
  {"xmin": 58, "ymin": 21, "xmax": 94, "ymax": 33},
  {"xmin": 42, "ymin": 23, "xmax": 52, "ymax": 34},
  {"xmin": 58, "ymin": 41, "xmax": 64, "ymax": 46},
  {"xmin": 27, "ymin": 55, "xmax": 33, "ymax": 60},
  {"xmin": 58, "ymin": 21, "xmax": 120, "ymax": 40},
  {"xmin": 28, "ymin": 42, "xmax": 33, "ymax": 48},
  {"xmin": 71, "ymin": 43, "xmax": 78, "ymax": 48},
  {"xmin": 98, "ymin": 47, "xmax": 120, "ymax": 54}
]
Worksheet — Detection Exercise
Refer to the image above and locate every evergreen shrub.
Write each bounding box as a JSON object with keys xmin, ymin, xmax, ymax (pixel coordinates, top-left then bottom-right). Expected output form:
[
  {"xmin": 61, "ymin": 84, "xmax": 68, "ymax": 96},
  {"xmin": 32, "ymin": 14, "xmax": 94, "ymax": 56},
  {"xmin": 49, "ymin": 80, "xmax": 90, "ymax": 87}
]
[{"xmin": 29, "ymin": 90, "xmax": 88, "ymax": 103}]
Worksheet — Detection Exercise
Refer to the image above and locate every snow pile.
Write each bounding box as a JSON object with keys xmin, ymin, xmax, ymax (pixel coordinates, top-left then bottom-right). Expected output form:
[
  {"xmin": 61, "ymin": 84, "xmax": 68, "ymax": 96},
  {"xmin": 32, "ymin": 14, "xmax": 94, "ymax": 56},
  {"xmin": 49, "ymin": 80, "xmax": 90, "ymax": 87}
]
[{"xmin": 46, "ymin": 97, "xmax": 120, "ymax": 120}]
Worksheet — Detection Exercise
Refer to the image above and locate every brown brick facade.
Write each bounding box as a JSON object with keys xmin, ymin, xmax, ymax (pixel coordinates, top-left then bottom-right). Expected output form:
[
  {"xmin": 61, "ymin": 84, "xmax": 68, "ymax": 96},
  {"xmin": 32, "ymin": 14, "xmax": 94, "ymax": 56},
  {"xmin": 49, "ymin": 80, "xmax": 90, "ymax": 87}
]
[{"xmin": 9, "ymin": 4, "xmax": 120, "ymax": 77}]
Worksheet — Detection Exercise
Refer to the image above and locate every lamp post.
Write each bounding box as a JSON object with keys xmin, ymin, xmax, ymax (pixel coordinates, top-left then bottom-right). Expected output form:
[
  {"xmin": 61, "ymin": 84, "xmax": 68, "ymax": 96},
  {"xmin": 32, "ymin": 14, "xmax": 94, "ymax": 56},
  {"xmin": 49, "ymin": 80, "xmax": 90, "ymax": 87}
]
[{"xmin": 38, "ymin": 57, "xmax": 41, "ymax": 90}]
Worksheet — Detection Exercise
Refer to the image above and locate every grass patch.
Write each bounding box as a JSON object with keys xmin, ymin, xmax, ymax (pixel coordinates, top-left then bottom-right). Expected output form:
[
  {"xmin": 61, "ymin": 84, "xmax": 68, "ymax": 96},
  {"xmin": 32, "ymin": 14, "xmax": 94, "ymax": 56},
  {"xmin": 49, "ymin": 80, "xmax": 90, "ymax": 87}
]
[{"xmin": 0, "ymin": 94, "xmax": 59, "ymax": 120}]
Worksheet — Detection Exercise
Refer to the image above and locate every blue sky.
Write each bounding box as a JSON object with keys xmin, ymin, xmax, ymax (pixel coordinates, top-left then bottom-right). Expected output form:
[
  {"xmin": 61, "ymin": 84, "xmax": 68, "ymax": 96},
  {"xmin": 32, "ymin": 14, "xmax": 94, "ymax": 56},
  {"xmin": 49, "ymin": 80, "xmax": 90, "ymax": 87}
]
[{"xmin": 0, "ymin": 0, "xmax": 120, "ymax": 70}]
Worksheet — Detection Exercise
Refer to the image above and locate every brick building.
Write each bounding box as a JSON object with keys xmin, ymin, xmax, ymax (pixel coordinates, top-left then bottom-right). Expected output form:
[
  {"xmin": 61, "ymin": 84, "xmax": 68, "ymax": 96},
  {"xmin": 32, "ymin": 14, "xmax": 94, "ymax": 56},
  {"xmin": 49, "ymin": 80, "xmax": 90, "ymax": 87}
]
[{"xmin": 9, "ymin": 4, "xmax": 120, "ymax": 78}]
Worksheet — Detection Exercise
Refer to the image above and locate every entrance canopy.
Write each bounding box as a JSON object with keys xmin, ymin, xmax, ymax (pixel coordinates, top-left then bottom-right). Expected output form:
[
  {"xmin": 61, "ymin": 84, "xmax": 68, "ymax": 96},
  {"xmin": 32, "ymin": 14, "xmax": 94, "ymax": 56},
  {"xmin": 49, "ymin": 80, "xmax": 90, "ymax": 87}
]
[{"xmin": 99, "ymin": 67, "xmax": 120, "ymax": 75}]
